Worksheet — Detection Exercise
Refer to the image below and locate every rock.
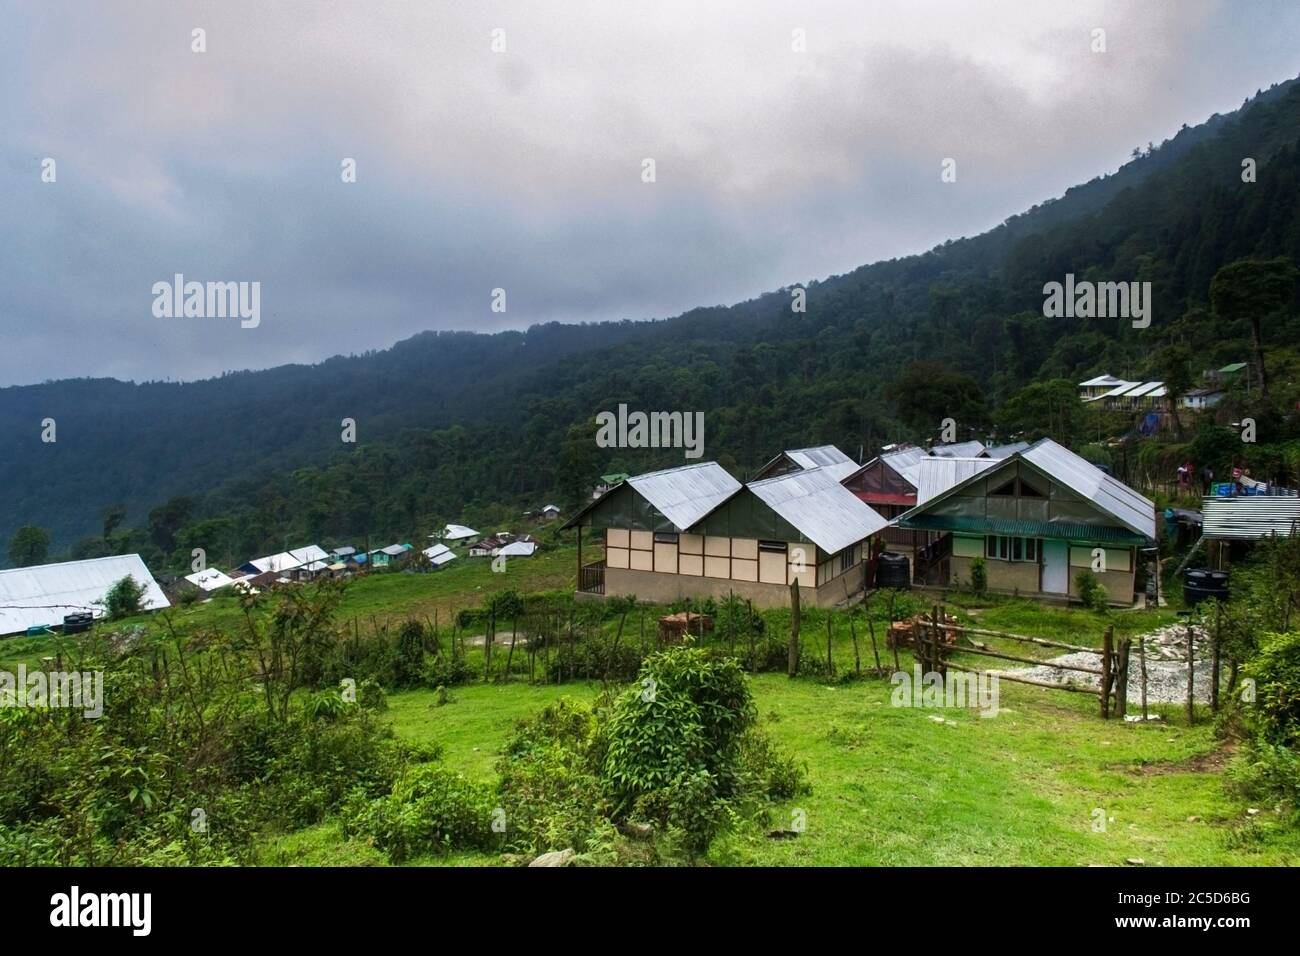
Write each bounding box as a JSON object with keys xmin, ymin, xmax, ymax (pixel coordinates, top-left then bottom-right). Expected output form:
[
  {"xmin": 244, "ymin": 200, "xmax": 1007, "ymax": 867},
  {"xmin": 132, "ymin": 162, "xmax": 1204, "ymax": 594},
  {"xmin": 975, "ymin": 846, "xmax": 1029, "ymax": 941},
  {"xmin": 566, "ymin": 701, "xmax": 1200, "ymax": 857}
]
[
  {"xmin": 766, "ymin": 829, "xmax": 800, "ymax": 840},
  {"xmin": 1247, "ymin": 808, "xmax": 1261, "ymax": 816},
  {"xmin": 1186, "ymin": 815, "xmax": 1201, "ymax": 823},
  {"xmin": 618, "ymin": 821, "xmax": 653, "ymax": 840},
  {"xmin": 1125, "ymin": 858, "xmax": 1145, "ymax": 866},
  {"xmin": 528, "ymin": 848, "xmax": 576, "ymax": 867}
]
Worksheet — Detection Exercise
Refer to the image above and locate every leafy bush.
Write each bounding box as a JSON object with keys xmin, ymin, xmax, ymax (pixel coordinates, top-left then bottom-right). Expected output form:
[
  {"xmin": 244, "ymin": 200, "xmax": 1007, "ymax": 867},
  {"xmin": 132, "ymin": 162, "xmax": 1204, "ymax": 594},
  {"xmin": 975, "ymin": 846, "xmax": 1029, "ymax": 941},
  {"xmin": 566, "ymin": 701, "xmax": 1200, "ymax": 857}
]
[
  {"xmin": 342, "ymin": 765, "xmax": 497, "ymax": 862},
  {"xmin": 102, "ymin": 575, "xmax": 147, "ymax": 619},
  {"xmin": 496, "ymin": 698, "xmax": 606, "ymax": 854},
  {"xmin": 1243, "ymin": 631, "xmax": 1300, "ymax": 748},
  {"xmin": 1074, "ymin": 569, "xmax": 1108, "ymax": 611},
  {"xmin": 969, "ymin": 557, "xmax": 988, "ymax": 595}
]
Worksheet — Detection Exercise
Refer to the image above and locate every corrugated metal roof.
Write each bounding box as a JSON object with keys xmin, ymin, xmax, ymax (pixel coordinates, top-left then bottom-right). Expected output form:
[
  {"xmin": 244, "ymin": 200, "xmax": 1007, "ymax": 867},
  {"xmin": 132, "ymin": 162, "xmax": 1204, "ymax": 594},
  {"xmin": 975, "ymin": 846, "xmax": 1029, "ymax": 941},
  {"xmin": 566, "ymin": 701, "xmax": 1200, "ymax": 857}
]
[
  {"xmin": 1202, "ymin": 496, "xmax": 1300, "ymax": 539},
  {"xmin": 880, "ymin": 446, "xmax": 926, "ymax": 486},
  {"xmin": 984, "ymin": 441, "xmax": 1030, "ymax": 460},
  {"xmin": 247, "ymin": 545, "xmax": 328, "ymax": 574},
  {"xmin": 1119, "ymin": 381, "xmax": 1164, "ymax": 398},
  {"xmin": 626, "ymin": 461, "xmax": 743, "ymax": 530},
  {"xmin": 746, "ymin": 466, "xmax": 888, "ymax": 554},
  {"xmin": 442, "ymin": 524, "xmax": 479, "ymax": 540},
  {"xmin": 1079, "ymin": 374, "xmax": 1129, "ymax": 387},
  {"xmin": 422, "ymin": 544, "xmax": 457, "ymax": 566},
  {"xmin": 184, "ymin": 567, "xmax": 236, "ymax": 592},
  {"xmin": 1021, "ymin": 439, "xmax": 1156, "ymax": 540},
  {"xmin": 929, "ymin": 440, "xmax": 987, "ymax": 458},
  {"xmin": 497, "ymin": 541, "xmax": 538, "ymax": 557},
  {"xmin": 785, "ymin": 445, "xmax": 859, "ymax": 481},
  {"xmin": 914, "ymin": 457, "xmax": 998, "ymax": 505},
  {"xmin": 331, "ymin": 546, "xmax": 356, "ymax": 557},
  {"xmin": 0, "ymin": 554, "xmax": 170, "ymax": 635}
]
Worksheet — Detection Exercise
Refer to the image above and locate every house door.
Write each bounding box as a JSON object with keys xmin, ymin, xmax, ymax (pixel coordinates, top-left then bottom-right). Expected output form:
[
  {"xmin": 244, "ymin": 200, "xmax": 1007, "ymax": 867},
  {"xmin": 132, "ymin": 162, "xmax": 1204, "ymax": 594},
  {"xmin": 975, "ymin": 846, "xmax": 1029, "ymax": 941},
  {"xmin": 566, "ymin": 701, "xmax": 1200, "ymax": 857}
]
[{"xmin": 1042, "ymin": 540, "xmax": 1068, "ymax": 594}]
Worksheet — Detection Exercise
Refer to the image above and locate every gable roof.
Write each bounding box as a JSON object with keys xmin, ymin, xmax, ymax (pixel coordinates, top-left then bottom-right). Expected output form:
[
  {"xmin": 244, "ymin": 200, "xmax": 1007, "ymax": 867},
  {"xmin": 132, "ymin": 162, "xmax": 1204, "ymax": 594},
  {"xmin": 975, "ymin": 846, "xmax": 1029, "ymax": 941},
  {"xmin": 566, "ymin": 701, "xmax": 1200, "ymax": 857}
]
[
  {"xmin": 441, "ymin": 524, "xmax": 479, "ymax": 540},
  {"xmin": 245, "ymin": 545, "xmax": 328, "ymax": 574},
  {"xmin": 0, "ymin": 554, "xmax": 170, "ymax": 635},
  {"xmin": 879, "ymin": 445, "xmax": 927, "ymax": 486},
  {"xmin": 913, "ymin": 457, "xmax": 998, "ymax": 505},
  {"xmin": 1021, "ymin": 439, "xmax": 1155, "ymax": 540},
  {"xmin": 784, "ymin": 445, "xmax": 859, "ymax": 481},
  {"xmin": 184, "ymin": 567, "xmax": 236, "ymax": 592},
  {"xmin": 622, "ymin": 461, "xmax": 743, "ymax": 530},
  {"xmin": 929, "ymin": 440, "xmax": 987, "ymax": 459},
  {"xmin": 1079, "ymin": 373, "xmax": 1132, "ymax": 388},
  {"xmin": 744, "ymin": 466, "xmax": 888, "ymax": 554},
  {"xmin": 897, "ymin": 438, "xmax": 1155, "ymax": 542},
  {"xmin": 984, "ymin": 441, "xmax": 1031, "ymax": 460}
]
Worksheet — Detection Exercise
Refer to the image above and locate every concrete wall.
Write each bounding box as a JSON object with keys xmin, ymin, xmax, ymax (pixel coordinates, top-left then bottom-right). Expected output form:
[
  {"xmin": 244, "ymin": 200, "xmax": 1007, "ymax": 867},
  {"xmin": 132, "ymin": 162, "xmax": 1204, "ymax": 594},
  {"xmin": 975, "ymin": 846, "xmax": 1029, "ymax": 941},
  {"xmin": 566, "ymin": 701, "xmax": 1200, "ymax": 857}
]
[
  {"xmin": 947, "ymin": 553, "xmax": 1135, "ymax": 604},
  {"xmin": 600, "ymin": 566, "xmax": 860, "ymax": 609}
]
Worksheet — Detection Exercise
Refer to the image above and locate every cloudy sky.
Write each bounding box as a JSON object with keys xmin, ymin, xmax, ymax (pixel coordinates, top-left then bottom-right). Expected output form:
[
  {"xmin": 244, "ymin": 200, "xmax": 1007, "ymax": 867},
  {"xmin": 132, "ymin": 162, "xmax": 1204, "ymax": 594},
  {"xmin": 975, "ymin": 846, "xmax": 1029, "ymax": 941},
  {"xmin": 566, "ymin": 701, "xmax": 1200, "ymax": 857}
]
[{"xmin": 2, "ymin": 0, "xmax": 1298, "ymax": 386}]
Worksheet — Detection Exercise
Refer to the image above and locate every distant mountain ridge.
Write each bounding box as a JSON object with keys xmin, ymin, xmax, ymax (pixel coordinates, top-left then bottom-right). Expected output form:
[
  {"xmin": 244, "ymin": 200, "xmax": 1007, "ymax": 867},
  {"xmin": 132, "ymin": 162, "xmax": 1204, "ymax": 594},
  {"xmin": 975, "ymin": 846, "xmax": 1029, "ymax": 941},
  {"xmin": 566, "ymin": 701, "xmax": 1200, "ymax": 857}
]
[{"xmin": 3, "ymin": 75, "xmax": 1299, "ymax": 560}]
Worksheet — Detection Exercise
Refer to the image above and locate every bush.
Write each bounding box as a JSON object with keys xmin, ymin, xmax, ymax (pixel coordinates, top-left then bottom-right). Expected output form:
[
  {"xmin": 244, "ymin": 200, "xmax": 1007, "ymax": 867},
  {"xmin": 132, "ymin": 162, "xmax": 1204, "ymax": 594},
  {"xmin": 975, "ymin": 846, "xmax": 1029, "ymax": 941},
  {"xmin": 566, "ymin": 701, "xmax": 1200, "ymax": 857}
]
[
  {"xmin": 1243, "ymin": 631, "xmax": 1300, "ymax": 748},
  {"xmin": 1074, "ymin": 569, "xmax": 1108, "ymax": 612},
  {"xmin": 969, "ymin": 557, "xmax": 988, "ymax": 595},
  {"xmin": 342, "ymin": 765, "xmax": 497, "ymax": 863},
  {"xmin": 102, "ymin": 575, "xmax": 147, "ymax": 619},
  {"xmin": 496, "ymin": 698, "xmax": 606, "ymax": 854}
]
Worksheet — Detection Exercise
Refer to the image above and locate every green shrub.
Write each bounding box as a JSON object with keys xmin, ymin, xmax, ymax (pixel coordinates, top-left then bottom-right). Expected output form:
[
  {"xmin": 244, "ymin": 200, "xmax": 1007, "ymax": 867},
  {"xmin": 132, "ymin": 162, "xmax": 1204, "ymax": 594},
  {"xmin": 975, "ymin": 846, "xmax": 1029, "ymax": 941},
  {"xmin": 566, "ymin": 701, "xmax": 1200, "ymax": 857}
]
[
  {"xmin": 496, "ymin": 698, "xmax": 606, "ymax": 854},
  {"xmin": 969, "ymin": 557, "xmax": 988, "ymax": 595},
  {"xmin": 102, "ymin": 575, "xmax": 147, "ymax": 619},
  {"xmin": 343, "ymin": 765, "xmax": 497, "ymax": 862},
  {"xmin": 1074, "ymin": 569, "xmax": 1108, "ymax": 611},
  {"xmin": 1243, "ymin": 631, "xmax": 1300, "ymax": 748}
]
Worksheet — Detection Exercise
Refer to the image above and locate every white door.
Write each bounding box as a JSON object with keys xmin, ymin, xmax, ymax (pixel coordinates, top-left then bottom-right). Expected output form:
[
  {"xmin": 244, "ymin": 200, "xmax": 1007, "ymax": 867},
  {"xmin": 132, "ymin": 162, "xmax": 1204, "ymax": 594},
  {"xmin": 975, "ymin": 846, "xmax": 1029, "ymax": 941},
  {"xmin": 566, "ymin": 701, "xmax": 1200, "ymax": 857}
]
[{"xmin": 1042, "ymin": 540, "xmax": 1068, "ymax": 594}]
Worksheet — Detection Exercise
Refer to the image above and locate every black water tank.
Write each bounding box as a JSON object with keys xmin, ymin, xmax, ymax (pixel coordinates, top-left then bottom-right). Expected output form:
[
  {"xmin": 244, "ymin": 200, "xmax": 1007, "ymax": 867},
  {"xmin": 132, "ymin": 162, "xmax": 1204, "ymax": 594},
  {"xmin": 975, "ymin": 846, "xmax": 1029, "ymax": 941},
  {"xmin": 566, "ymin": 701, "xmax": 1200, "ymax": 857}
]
[
  {"xmin": 62, "ymin": 612, "xmax": 94, "ymax": 634},
  {"xmin": 1183, "ymin": 568, "xmax": 1229, "ymax": 607},
  {"xmin": 876, "ymin": 551, "xmax": 911, "ymax": 589}
]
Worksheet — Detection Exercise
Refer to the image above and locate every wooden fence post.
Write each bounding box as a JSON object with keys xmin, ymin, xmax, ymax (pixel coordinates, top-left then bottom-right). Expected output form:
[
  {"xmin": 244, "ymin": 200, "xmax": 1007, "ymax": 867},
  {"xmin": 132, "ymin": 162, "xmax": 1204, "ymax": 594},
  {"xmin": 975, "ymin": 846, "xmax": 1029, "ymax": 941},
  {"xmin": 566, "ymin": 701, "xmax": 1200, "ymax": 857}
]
[
  {"xmin": 849, "ymin": 612, "xmax": 862, "ymax": 675},
  {"xmin": 788, "ymin": 581, "xmax": 800, "ymax": 678},
  {"xmin": 1185, "ymin": 615, "xmax": 1196, "ymax": 726},
  {"xmin": 825, "ymin": 612, "xmax": 835, "ymax": 677},
  {"xmin": 1211, "ymin": 602, "xmax": 1222, "ymax": 715},
  {"xmin": 1115, "ymin": 638, "xmax": 1131, "ymax": 718},
  {"xmin": 1101, "ymin": 626, "xmax": 1113, "ymax": 718},
  {"xmin": 1139, "ymin": 634, "xmax": 1148, "ymax": 721}
]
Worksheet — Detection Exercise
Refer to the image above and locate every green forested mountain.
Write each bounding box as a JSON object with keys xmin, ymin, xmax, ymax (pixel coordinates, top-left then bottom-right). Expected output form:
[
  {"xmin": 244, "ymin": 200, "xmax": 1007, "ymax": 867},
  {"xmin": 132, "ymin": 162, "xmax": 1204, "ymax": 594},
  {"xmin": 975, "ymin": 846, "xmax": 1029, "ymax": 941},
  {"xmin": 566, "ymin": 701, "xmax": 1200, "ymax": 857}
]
[{"xmin": 4, "ymin": 77, "xmax": 1300, "ymax": 570}]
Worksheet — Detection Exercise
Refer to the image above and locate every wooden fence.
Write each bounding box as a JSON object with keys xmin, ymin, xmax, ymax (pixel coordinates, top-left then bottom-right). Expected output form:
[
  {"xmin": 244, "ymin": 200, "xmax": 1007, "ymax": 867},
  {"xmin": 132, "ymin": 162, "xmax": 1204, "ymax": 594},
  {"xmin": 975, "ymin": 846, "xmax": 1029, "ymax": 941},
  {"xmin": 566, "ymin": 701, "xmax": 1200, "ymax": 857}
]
[{"xmin": 911, "ymin": 604, "xmax": 1132, "ymax": 719}]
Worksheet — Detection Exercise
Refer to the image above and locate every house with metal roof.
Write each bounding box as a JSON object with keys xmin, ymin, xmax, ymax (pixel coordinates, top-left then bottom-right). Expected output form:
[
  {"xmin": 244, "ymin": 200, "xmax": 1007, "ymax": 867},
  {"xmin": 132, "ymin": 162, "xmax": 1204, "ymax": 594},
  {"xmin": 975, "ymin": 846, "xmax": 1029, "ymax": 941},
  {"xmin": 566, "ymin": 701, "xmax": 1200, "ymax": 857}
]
[
  {"xmin": 238, "ymin": 545, "xmax": 329, "ymax": 578},
  {"xmin": 563, "ymin": 461, "xmax": 886, "ymax": 608},
  {"xmin": 183, "ymin": 567, "xmax": 237, "ymax": 593},
  {"xmin": 755, "ymin": 444, "xmax": 860, "ymax": 483},
  {"xmin": 896, "ymin": 439, "xmax": 1156, "ymax": 604},
  {"xmin": 0, "ymin": 554, "xmax": 171, "ymax": 636},
  {"xmin": 929, "ymin": 440, "xmax": 988, "ymax": 459}
]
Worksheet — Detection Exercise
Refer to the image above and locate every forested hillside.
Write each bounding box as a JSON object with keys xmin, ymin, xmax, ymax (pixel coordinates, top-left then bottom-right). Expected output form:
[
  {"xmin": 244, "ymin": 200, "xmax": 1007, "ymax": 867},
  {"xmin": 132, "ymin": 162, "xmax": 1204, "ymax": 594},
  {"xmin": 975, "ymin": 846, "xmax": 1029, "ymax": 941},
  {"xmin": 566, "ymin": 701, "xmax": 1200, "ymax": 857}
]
[{"xmin": 4, "ymin": 77, "xmax": 1300, "ymax": 570}]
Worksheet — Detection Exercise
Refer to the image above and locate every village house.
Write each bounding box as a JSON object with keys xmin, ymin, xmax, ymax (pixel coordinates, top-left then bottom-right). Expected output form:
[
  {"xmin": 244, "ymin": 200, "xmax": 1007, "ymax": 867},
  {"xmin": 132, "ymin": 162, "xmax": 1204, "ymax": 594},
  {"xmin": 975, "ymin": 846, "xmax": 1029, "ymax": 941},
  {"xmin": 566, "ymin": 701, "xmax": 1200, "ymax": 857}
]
[
  {"xmin": 237, "ymin": 545, "xmax": 329, "ymax": 580},
  {"xmin": 754, "ymin": 445, "xmax": 859, "ymax": 482},
  {"xmin": 565, "ymin": 460, "xmax": 887, "ymax": 608},
  {"xmin": 895, "ymin": 438, "xmax": 1156, "ymax": 605},
  {"xmin": 0, "ymin": 554, "xmax": 171, "ymax": 636},
  {"xmin": 369, "ymin": 543, "xmax": 414, "ymax": 569}
]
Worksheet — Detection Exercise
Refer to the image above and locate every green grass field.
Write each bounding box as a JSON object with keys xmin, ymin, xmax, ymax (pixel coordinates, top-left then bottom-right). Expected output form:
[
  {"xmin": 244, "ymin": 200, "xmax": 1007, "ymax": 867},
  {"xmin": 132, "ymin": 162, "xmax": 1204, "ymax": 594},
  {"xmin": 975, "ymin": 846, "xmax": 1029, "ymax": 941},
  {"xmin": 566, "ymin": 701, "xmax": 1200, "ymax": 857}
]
[
  {"xmin": 263, "ymin": 663, "xmax": 1297, "ymax": 866},
  {"xmin": 8, "ymin": 552, "xmax": 1291, "ymax": 867}
]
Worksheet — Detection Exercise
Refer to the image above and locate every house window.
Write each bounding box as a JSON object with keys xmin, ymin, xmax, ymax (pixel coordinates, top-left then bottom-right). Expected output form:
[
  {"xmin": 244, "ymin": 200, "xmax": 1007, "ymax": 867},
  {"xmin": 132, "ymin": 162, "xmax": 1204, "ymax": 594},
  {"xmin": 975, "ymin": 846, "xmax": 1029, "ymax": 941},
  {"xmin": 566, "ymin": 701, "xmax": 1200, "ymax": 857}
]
[
  {"xmin": 654, "ymin": 532, "xmax": 679, "ymax": 544},
  {"xmin": 839, "ymin": 546, "xmax": 858, "ymax": 573},
  {"xmin": 758, "ymin": 540, "xmax": 788, "ymax": 553},
  {"xmin": 986, "ymin": 535, "xmax": 1039, "ymax": 562}
]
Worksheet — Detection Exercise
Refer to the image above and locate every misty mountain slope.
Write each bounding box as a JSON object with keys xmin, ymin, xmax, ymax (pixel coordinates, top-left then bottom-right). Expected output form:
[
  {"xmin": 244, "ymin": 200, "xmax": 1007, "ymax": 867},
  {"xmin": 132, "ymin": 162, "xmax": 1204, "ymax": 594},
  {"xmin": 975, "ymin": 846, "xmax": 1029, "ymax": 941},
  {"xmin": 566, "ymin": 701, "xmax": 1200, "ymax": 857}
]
[{"xmin": 3, "ymin": 77, "xmax": 1299, "ymax": 557}]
